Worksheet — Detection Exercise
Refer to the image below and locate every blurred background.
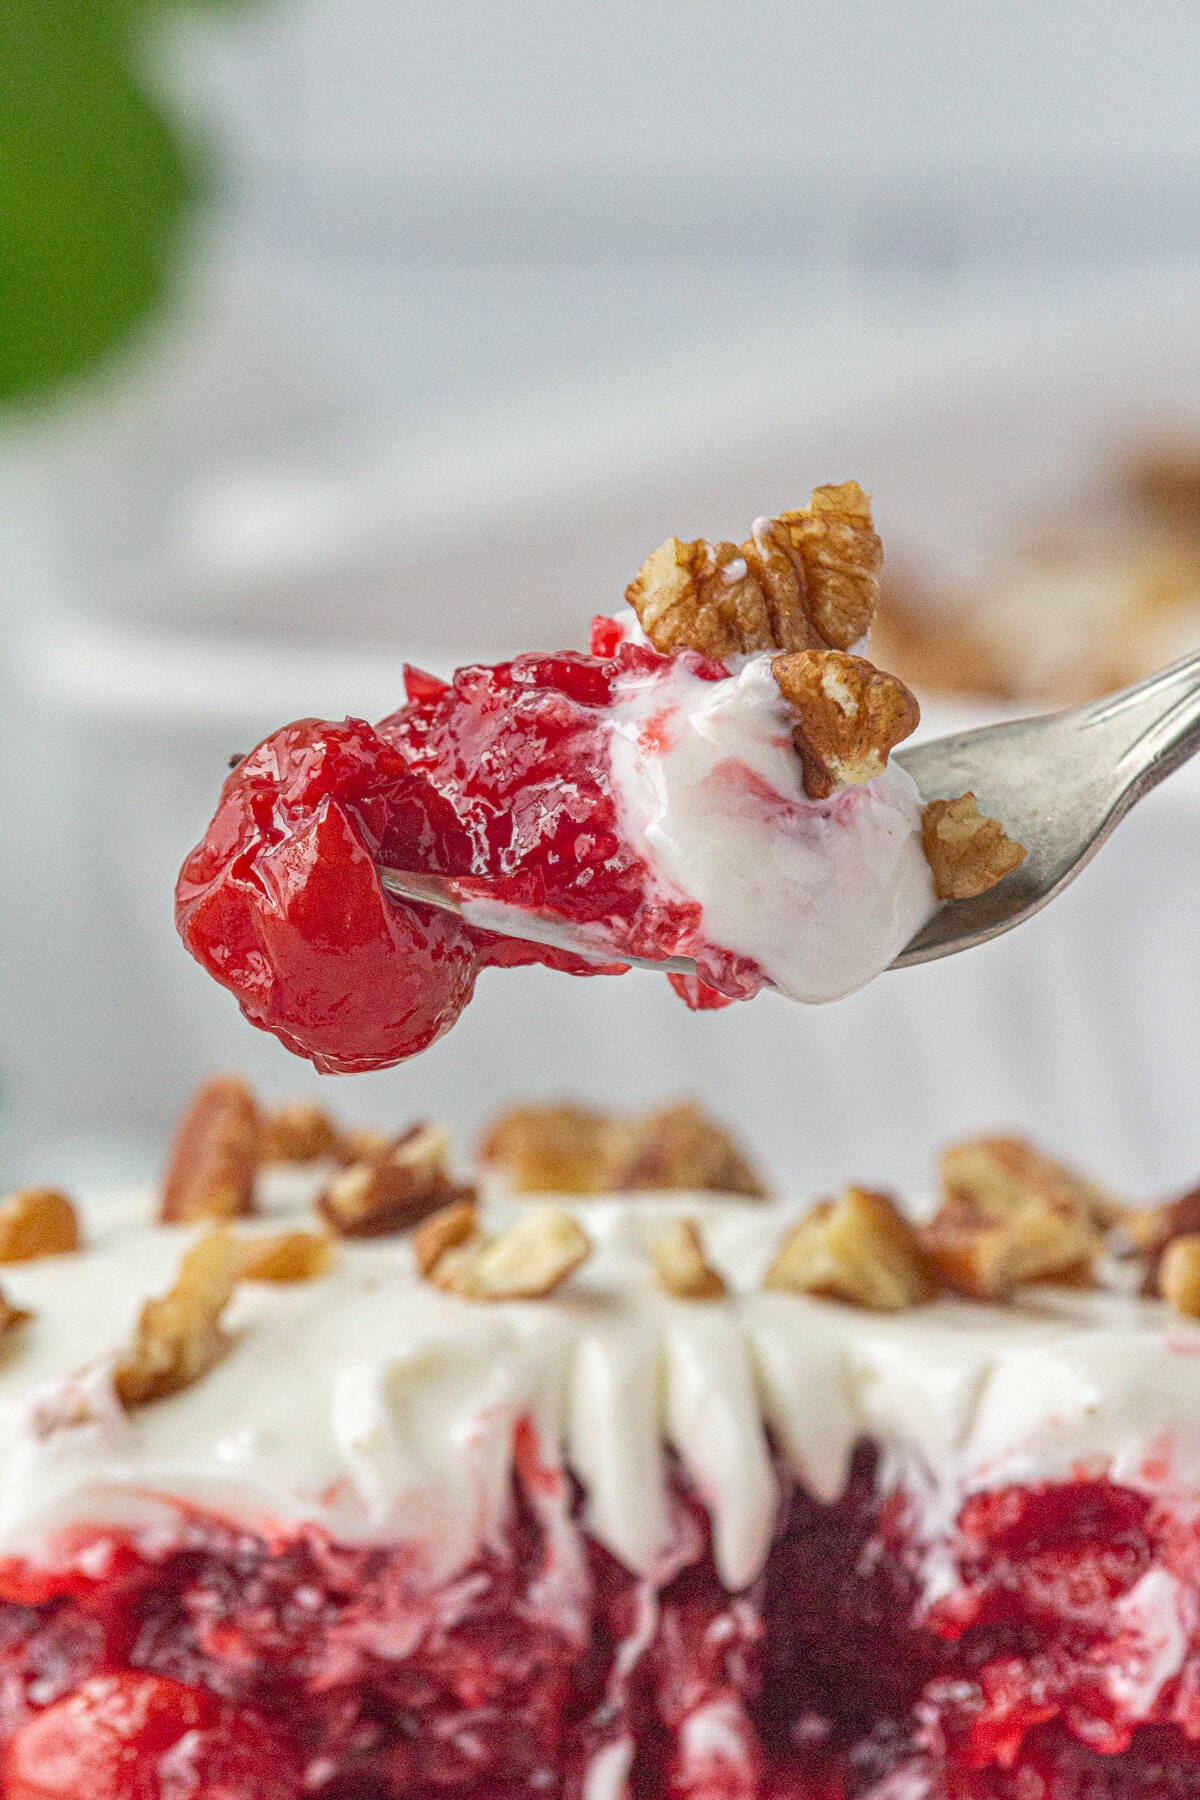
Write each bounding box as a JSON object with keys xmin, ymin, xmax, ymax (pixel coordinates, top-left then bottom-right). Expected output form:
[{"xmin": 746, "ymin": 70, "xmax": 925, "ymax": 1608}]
[{"xmin": 5, "ymin": 0, "xmax": 1200, "ymax": 1197}]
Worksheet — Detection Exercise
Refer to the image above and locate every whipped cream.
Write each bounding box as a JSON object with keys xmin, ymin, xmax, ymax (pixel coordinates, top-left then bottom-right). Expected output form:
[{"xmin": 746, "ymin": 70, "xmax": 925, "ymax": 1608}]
[
  {"xmin": 607, "ymin": 654, "xmax": 936, "ymax": 1000},
  {"xmin": 1, "ymin": 1178, "xmax": 1199, "ymax": 1607}
]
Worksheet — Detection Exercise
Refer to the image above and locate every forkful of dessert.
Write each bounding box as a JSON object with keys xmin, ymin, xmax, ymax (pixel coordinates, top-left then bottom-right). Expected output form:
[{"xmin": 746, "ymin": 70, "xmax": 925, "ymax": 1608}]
[
  {"xmin": 379, "ymin": 643, "xmax": 1200, "ymax": 974},
  {"xmin": 178, "ymin": 481, "xmax": 1200, "ymax": 1073}
]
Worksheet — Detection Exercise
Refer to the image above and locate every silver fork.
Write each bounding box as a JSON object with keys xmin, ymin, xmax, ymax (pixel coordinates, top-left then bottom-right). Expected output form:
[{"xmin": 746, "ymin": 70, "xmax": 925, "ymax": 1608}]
[{"xmin": 378, "ymin": 648, "xmax": 1200, "ymax": 977}]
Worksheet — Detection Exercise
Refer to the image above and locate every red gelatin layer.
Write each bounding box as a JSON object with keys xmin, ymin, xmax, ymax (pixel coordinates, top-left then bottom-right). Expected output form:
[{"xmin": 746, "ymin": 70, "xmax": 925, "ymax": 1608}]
[{"xmin": 2, "ymin": 1453, "xmax": 1200, "ymax": 1799}]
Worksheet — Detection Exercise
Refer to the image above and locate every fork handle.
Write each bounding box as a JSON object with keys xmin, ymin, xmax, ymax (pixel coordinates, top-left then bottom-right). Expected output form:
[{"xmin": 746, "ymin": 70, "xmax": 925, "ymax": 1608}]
[{"xmin": 1077, "ymin": 646, "xmax": 1200, "ymax": 813}]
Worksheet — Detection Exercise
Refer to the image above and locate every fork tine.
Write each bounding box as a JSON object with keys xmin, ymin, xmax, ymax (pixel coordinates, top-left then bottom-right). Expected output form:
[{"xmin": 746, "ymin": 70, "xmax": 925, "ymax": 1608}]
[{"xmin": 376, "ymin": 865, "xmax": 700, "ymax": 977}]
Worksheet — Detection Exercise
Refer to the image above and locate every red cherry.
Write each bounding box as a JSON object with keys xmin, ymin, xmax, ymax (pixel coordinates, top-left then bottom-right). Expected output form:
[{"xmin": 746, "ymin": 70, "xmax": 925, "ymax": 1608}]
[{"xmin": 3, "ymin": 1673, "xmax": 211, "ymax": 1799}]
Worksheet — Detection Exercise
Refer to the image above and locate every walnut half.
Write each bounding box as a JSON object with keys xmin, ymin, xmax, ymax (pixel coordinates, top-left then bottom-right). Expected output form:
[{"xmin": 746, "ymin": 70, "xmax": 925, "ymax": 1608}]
[
  {"xmin": 772, "ymin": 650, "xmax": 920, "ymax": 800},
  {"xmin": 625, "ymin": 483, "xmax": 882, "ymax": 661},
  {"xmin": 417, "ymin": 1201, "xmax": 591, "ymax": 1302},
  {"xmin": 766, "ymin": 1186, "xmax": 936, "ymax": 1311},
  {"xmin": 921, "ymin": 794, "xmax": 1027, "ymax": 900}
]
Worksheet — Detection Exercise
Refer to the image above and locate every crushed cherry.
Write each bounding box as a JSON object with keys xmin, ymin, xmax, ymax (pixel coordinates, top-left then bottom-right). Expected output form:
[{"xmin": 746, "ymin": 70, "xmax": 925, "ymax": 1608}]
[
  {"xmin": 0, "ymin": 1458, "xmax": 1196, "ymax": 1798},
  {"xmin": 177, "ymin": 643, "xmax": 751, "ymax": 1072}
]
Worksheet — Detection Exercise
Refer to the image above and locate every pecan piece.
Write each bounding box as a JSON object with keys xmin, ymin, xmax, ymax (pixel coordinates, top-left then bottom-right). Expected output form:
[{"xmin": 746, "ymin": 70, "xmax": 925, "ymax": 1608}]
[
  {"xmin": 238, "ymin": 1231, "xmax": 334, "ymax": 1283},
  {"xmin": 113, "ymin": 1229, "xmax": 241, "ymax": 1407},
  {"xmin": 924, "ymin": 1136, "xmax": 1103, "ymax": 1300},
  {"xmin": 318, "ymin": 1124, "xmax": 473, "ymax": 1238},
  {"xmin": 0, "ymin": 1190, "xmax": 80, "ymax": 1262},
  {"xmin": 612, "ymin": 1103, "xmax": 767, "ymax": 1197},
  {"xmin": 921, "ymin": 794, "xmax": 1027, "ymax": 900},
  {"xmin": 160, "ymin": 1077, "xmax": 260, "ymax": 1223},
  {"xmin": 259, "ymin": 1102, "xmax": 340, "ymax": 1165},
  {"xmin": 1159, "ymin": 1233, "xmax": 1200, "ymax": 1317},
  {"xmin": 766, "ymin": 1186, "xmax": 936, "ymax": 1311},
  {"xmin": 652, "ymin": 1217, "xmax": 727, "ymax": 1299},
  {"xmin": 479, "ymin": 1104, "xmax": 621, "ymax": 1195},
  {"xmin": 422, "ymin": 1204, "xmax": 591, "ymax": 1301},
  {"xmin": 772, "ymin": 650, "xmax": 920, "ymax": 799},
  {"xmin": 625, "ymin": 482, "xmax": 882, "ymax": 660}
]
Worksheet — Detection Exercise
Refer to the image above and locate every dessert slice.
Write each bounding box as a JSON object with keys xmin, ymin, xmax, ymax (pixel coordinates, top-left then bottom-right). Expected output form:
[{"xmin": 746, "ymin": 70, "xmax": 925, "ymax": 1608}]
[
  {"xmin": 175, "ymin": 484, "xmax": 1023, "ymax": 1071},
  {"xmin": 0, "ymin": 1086, "xmax": 1199, "ymax": 1798}
]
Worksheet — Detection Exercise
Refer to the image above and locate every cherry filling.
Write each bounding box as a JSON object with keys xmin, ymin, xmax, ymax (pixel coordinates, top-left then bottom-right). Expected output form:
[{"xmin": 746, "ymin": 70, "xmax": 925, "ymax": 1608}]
[
  {"xmin": 175, "ymin": 636, "xmax": 760, "ymax": 1073},
  {"xmin": 2, "ymin": 1454, "xmax": 1199, "ymax": 1799}
]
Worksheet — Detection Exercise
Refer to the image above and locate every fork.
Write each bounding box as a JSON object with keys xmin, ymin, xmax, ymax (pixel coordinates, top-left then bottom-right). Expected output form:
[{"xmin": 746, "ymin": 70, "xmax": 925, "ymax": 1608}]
[{"xmin": 378, "ymin": 648, "xmax": 1200, "ymax": 977}]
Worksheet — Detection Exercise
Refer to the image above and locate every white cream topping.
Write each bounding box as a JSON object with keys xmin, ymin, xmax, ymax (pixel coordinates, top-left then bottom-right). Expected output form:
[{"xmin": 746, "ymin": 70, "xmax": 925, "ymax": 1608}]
[
  {"xmin": 2, "ymin": 1178, "xmax": 1200, "ymax": 1618},
  {"xmin": 606, "ymin": 654, "xmax": 937, "ymax": 1001}
]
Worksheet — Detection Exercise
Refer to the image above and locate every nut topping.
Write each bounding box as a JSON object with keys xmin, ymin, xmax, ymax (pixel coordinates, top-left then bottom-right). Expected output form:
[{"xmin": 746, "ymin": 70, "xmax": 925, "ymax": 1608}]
[
  {"xmin": 1126, "ymin": 1185, "xmax": 1200, "ymax": 1293},
  {"xmin": 766, "ymin": 1186, "xmax": 936, "ymax": 1312},
  {"xmin": 238, "ymin": 1231, "xmax": 334, "ymax": 1283},
  {"xmin": 924, "ymin": 1136, "xmax": 1103, "ymax": 1300},
  {"xmin": 612, "ymin": 1103, "xmax": 767, "ymax": 1197},
  {"xmin": 771, "ymin": 650, "xmax": 920, "ymax": 800},
  {"xmin": 480, "ymin": 1100, "xmax": 766, "ymax": 1198},
  {"xmin": 160, "ymin": 1077, "xmax": 260, "ymax": 1224},
  {"xmin": 113, "ymin": 1229, "xmax": 241, "ymax": 1407},
  {"xmin": 1159, "ymin": 1233, "xmax": 1200, "ymax": 1316},
  {"xmin": 0, "ymin": 1190, "xmax": 81, "ymax": 1263},
  {"xmin": 419, "ymin": 1202, "xmax": 590, "ymax": 1301},
  {"xmin": 921, "ymin": 794, "xmax": 1027, "ymax": 900},
  {"xmin": 652, "ymin": 1218, "xmax": 727, "ymax": 1299},
  {"xmin": 0, "ymin": 1291, "xmax": 32, "ymax": 1338},
  {"xmin": 479, "ymin": 1105, "xmax": 622, "ymax": 1195},
  {"xmin": 260, "ymin": 1102, "xmax": 341, "ymax": 1165},
  {"xmin": 318, "ymin": 1124, "xmax": 473, "ymax": 1238},
  {"xmin": 413, "ymin": 1199, "xmax": 480, "ymax": 1278},
  {"xmin": 625, "ymin": 482, "xmax": 882, "ymax": 661}
]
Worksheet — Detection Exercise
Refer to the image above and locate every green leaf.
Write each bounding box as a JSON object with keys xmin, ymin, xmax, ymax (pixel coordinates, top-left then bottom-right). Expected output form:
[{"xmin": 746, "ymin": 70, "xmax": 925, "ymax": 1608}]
[{"xmin": 0, "ymin": 0, "xmax": 203, "ymax": 406}]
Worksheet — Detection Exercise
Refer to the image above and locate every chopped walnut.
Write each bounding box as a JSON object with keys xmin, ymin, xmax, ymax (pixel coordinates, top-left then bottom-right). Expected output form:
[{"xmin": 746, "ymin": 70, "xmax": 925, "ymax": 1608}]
[
  {"xmin": 479, "ymin": 1100, "xmax": 767, "ymax": 1198},
  {"xmin": 160, "ymin": 1077, "xmax": 260, "ymax": 1224},
  {"xmin": 771, "ymin": 650, "xmax": 920, "ymax": 800},
  {"xmin": 318, "ymin": 1124, "xmax": 474, "ymax": 1238},
  {"xmin": 259, "ymin": 1102, "xmax": 340, "ymax": 1165},
  {"xmin": 479, "ymin": 1105, "xmax": 622, "ymax": 1195},
  {"xmin": 625, "ymin": 482, "xmax": 881, "ymax": 660},
  {"xmin": 1130, "ymin": 1186, "xmax": 1200, "ymax": 1293},
  {"xmin": 0, "ymin": 1190, "xmax": 81, "ymax": 1262},
  {"xmin": 612, "ymin": 1103, "xmax": 767, "ymax": 1197},
  {"xmin": 941, "ymin": 1136, "xmax": 1115, "ymax": 1225},
  {"xmin": 652, "ymin": 1218, "xmax": 727, "ymax": 1299},
  {"xmin": 413, "ymin": 1199, "xmax": 479, "ymax": 1278},
  {"xmin": 0, "ymin": 1291, "xmax": 32, "ymax": 1338},
  {"xmin": 924, "ymin": 1136, "xmax": 1103, "ymax": 1300},
  {"xmin": 1159, "ymin": 1233, "xmax": 1200, "ymax": 1316},
  {"xmin": 766, "ymin": 1186, "xmax": 936, "ymax": 1311},
  {"xmin": 238, "ymin": 1231, "xmax": 334, "ymax": 1283},
  {"xmin": 113, "ymin": 1229, "xmax": 241, "ymax": 1407},
  {"xmin": 422, "ymin": 1203, "xmax": 591, "ymax": 1301},
  {"xmin": 921, "ymin": 794, "xmax": 1027, "ymax": 900},
  {"xmin": 336, "ymin": 1127, "xmax": 394, "ymax": 1165}
]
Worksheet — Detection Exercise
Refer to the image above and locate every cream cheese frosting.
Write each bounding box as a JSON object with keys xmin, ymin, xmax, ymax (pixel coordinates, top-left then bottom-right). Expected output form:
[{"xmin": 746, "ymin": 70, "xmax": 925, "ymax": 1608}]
[{"xmin": 0, "ymin": 1177, "xmax": 1197, "ymax": 1601}]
